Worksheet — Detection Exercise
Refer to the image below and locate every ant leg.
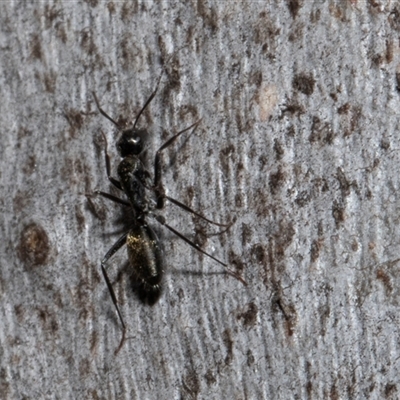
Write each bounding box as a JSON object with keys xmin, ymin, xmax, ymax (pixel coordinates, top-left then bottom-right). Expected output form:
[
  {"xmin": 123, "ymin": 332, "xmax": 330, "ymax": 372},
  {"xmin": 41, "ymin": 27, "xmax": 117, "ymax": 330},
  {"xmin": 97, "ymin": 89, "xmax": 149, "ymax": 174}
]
[
  {"xmin": 101, "ymin": 232, "xmax": 129, "ymax": 352},
  {"xmin": 85, "ymin": 195, "xmax": 103, "ymax": 220},
  {"xmin": 92, "ymin": 191, "xmax": 130, "ymax": 207},
  {"xmin": 165, "ymin": 195, "xmax": 232, "ymax": 227},
  {"xmin": 85, "ymin": 192, "xmax": 129, "ymax": 221},
  {"xmin": 100, "ymin": 131, "xmax": 123, "ymax": 190},
  {"xmin": 154, "ymin": 215, "xmax": 247, "ymax": 286},
  {"xmin": 154, "ymin": 120, "xmax": 201, "ymax": 209}
]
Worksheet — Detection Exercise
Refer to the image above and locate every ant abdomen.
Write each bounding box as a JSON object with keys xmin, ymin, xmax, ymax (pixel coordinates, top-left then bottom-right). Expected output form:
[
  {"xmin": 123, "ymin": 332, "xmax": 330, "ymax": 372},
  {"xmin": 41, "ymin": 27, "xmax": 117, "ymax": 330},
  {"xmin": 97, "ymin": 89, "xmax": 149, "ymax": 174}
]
[{"xmin": 127, "ymin": 223, "xmax": 163, "ymax": 305}]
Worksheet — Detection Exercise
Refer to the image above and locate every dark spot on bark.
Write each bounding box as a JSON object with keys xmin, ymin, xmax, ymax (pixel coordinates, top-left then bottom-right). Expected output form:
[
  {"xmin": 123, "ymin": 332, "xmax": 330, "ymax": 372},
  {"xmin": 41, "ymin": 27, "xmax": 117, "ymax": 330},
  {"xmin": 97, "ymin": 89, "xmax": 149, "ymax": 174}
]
[
  {"xmin": 55, "ymin": 23, "xmax": 67, "ymax": 44},
  {"xmin": 84, "ymin": 0, "xmax": 98, "ymax": 6},
  {"xmin": 107, "ymin": 2, "xmax": 116, "ymax": 14},
  {"xmin": 309, "ymin": 116, "xmax": 334, "ymax": 145},
  {"xmin": 310, "ymin": 7, "xmax": 321, "ymax": 22},
  {"xmin": 318, "ymin": 302, "xmax": 331, "ymax": 337},
  {"xmin": 371, "ymin": 53, "xmax": 384, "ymax": 67},
  {"xmin": 36, "ymin": 306, "xmax": 59, "ymax": 332},
  {"xmin": 251, "ymin": 244, "xmax": 265, "ymax": 264},
  {"xmin": 64, "ymin": 108, "xmax": 84, "ymax": 129},
  {"xmin": 237, "ymin": 302, "xmax": 258, "ymax": 327},
  {"xmin": 204, "ymin": 369, "xmax": 216, "ymax": 386},
  {"xmin": 273, "ymin": 139, "xmax": 284, "ymax": 160},
  {"xmin": 380, "ymin": 138, "xmax": 390, "ymax": 150},
  {"xmin": 80, "ymin": 29, "xmax": 97, "ymax": 56},
  {"xmin": 182, "ymin": 369, "xmax": 200, "ymax": 398},
  {"xmin": 396, "ymin": 70, "xmax": 400, "ymax": 92},
  {"xmin": 13, "ymin": 190, "xmax": 31, "ymax": 213},
  {"xmin": 250, "ymin": 70, "xmax": 263, "ymax": 87},
  {"xmin": 330, "ymin": 92, "xmax": 338, "ymax": 101},
  {"xmin": 235, "ymin": 192, "xmax": 243, "ymax": 208},
  {"xmin": 258, "ymin": 154, "xmax": 268, "ymax": 169},
  {"xmin": 389, "ymin": 8, "xmax": 400, "ymax": 31},
  {"xmin": 306, "ymin": 381, "xmax": 313, "ymax": 396},
  {"xmin": 293, "ymin": 73, "xmax": 315, "ymax": 95},
  {"xmin": 312, "ymin": 177, "xmax": 329, "ymax": 195},
  {"xmin": 329, "ymin": 2, "xmax": 350, "ymax": 22},
  {"xmin": 287, "ymin": 0, "xmax": 302, "ymax": 19},
  {"xmin": 269, "ymin": 167, "xmax": 285, "ymax": 195},
  {"xmin": 177, "ymin": 288, "xmax": 184, "ymax": 301},
  {"xmin": 338, "ymin": 102, "xmax": 351, "ymax": 114},
  {"xmin": 64, "ymin": 108, "xmax": 84, "ymax": 138},
  {"xmin": 376, "ymin": 268, "xmax": 392, "ymax": 294},
  {"xmin": 261, "ymin": 43, "xmax": 269, "ymax": 53},
  {"xmin": 178, "ymin": 104, "xmax": 198, "ymax": 121},
  {"xmin": 119, "ymin": 35, "xmax": 139, "ymax": 71},
  {"xmin": 332, "ymin": 200, "xmax": 345, "ymax": 227},
  {"xmin": 228, "ymin": 251, "xmax": 245, "ymax": 275},
  {"xmin": 121, "ymin": 2, "xmax": 138, "ymax": 22},
  {"xmin": 386, "ymin": 39, "xmax": 394, "ymax": 63},
  {"xmin": 264, "ymin": 222, "xmax": 296, "ymax": 276},
  {"xmin": 280, "ymin": 101, "xmax": 305, "ymax": 118},
  {"xmin": 254, "ymin": 13, "xmax": 279, "ymax": 46},
  {"xmin": 368, "ymin": 0, "xmax": 381, "ymax": 13},
  {"xmin": 14, "ymin": 304, "xmax": 24, "ymax": 322},
  {"xmin": 384, "ymin": 383, "xmax": 397, "ymax": 397},
  {"xmin": 286, "ymin": 125, "xmax": 296, "ymax": 138},
  {"xmin": 197, "ymin": 0, "xmax": 218, "ymax": 32},
  {"xmin": 341, "ymin": 105, "xmax": 362, "ymax": 137},
  {"xmin": 0, "ymin": 369, "xmax": 10, "ymax": 398},
  {"xmin": 317, "ymin": 220, "xmax": 324, "ymax": 236},
  {"xmin": 273, "ymin": 297, "xmax": 297, "ymax": 336},
  {"xmin": 310, "ymin": 239, "xmax": 321, "ymax": 262},
  {"xmin": 330, "ymin": 384, "xmax": 339, "ymax": 400},
  {"xmin": 184, "ymin": 186, "xmax": 195, "ymax": 205},
  {"xmin": 241, "ymin": 223, "xmax": 252, "ymax": 246},
  {"xmin": 79, "ymin": 358, "xmax": 90, "ymax": 377},
  {"xmin": 193, "ymin": 226, "xmax": 207, "ymax": 250},
  {"xmin": 75, "ymin": 204, "xmax": 85, "ymax": 233},
  {"xmin": 90, "ymin": 331, "xmax": 98, "ymax": 354},
  {"xmin": 164, "ymin": 55, "xmax": 181, "ymax": 92},
  {"xmin": 222, "ymin": 329, "xmax": 233, "ymax": 364},
  {"xmin": 219, "ymin": 144, "xmax": 235, "ymax": 176},
  {"xmin": 336, "ymin": 167, "xmax": 351, "ymax": 197},
  {"xmin": 17, "ymin": 223, "xmax": 50, "ymax": 268},
  {"xmin": 44, "ymin": 5, "xmax": 61, "ymax": 28},
  {"xmin": 246, "ymin": 349, "xmax": 255, "ymax": 366},
  {"xmin": 295, "ymin": 190, "xmax": 311, "ymax": 207},
  {"xmin": 43, "ymin": 71, "xmax": 57, "ymax": 93},
  {"xmin": 30, "ymin": 34, "xmax": 42, "ymax": 61},
  {"xmin": 288, "ymin": 25, "xmax": 304, "ymax": 43}
]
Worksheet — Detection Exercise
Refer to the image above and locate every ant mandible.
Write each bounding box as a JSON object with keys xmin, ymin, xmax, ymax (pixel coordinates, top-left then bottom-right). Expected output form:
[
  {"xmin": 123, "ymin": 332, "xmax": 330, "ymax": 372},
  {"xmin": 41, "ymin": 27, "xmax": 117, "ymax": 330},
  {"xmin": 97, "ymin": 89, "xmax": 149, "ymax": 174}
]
[{"xmin": 90, "ymin": 64, "xmax": 246, "ymax": 353}]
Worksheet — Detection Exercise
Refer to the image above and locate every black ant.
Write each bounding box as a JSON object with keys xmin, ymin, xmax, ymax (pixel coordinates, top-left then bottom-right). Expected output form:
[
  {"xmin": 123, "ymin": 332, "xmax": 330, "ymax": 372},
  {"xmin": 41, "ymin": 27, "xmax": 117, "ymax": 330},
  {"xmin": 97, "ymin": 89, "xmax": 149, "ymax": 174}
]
[{"xmin": 89, "ymin": 70, "xmax": 246, "ymax": 353}]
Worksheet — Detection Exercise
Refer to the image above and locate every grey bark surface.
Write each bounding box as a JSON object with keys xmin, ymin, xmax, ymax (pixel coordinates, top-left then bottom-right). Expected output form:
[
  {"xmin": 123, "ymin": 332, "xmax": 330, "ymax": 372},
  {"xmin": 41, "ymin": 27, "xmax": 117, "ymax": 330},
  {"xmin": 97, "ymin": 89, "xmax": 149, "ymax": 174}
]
[{"xmin": 1, "ymin": 1, "xmax": 399, "ymax": 399}]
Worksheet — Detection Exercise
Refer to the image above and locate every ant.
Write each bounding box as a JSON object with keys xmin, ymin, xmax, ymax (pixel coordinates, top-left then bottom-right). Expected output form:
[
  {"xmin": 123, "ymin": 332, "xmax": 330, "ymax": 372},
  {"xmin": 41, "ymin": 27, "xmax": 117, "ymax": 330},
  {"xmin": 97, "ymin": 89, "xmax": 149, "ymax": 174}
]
[{"xmin": 89, "ymin": 68, "xmax": 246, "ymax": 353}]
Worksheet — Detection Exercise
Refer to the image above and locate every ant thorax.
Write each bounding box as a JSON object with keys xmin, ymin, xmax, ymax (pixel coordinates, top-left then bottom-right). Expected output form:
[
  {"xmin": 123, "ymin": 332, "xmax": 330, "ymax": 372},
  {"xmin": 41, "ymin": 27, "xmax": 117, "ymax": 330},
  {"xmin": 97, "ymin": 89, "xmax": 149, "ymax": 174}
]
[{"xmin": 117, "ymin": 156, "xmax": 149, "ymax": 213}]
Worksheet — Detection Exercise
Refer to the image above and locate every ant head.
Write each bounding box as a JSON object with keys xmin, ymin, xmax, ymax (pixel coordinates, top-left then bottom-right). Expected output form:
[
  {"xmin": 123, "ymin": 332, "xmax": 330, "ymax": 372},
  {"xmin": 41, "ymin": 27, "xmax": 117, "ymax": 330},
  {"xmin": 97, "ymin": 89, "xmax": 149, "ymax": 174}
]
[{"xmin": 117, "ymin": 128, "xmax": 147, "ymax": 157}]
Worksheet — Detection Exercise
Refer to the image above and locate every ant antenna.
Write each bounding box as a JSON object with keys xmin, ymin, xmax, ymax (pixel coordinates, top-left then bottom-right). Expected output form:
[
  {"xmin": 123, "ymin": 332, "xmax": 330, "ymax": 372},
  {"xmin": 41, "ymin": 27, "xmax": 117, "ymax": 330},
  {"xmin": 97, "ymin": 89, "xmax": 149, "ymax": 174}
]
[
  {"xmin": 92, "ymin": 91, "xmax": 122, "ymax": 130},
  {"xmin": 132, "ymin": 45, "xmax": 189, "ymax": 130}
]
